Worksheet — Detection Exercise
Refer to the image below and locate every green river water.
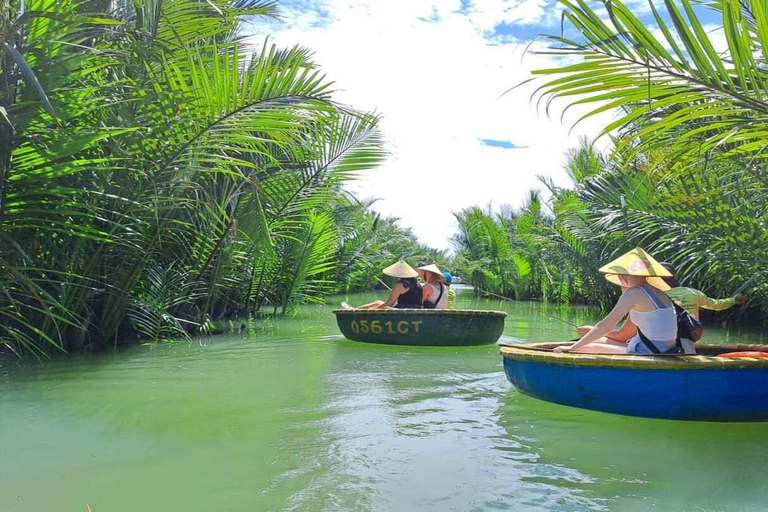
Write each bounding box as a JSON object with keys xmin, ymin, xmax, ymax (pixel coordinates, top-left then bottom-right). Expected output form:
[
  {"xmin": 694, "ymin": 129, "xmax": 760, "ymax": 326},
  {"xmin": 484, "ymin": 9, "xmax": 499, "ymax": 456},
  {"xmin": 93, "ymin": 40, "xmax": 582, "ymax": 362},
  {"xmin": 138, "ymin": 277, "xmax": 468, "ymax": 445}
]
[{"xmin": 2, "ymin": 288, "xmax": 768, "ymax": 512}]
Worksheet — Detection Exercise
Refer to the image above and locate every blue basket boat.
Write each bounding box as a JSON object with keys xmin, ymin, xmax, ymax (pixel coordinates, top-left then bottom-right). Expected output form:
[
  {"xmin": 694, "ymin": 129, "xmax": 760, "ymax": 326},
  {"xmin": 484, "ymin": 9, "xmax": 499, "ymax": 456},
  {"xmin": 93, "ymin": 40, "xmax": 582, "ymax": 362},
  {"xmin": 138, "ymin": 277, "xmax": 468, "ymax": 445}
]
[{"xmin": 501, "ymin": 342, "xmax": 768, "ymax": 422}]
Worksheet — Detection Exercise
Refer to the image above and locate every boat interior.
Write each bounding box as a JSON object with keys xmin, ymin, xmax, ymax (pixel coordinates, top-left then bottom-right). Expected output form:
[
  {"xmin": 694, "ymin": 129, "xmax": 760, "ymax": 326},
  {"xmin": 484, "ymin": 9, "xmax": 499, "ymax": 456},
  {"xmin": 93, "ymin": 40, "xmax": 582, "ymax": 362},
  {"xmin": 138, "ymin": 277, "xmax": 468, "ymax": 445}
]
[{"xmin": 514, "ymin": 342, "xmax": 768, "ymax": 357}]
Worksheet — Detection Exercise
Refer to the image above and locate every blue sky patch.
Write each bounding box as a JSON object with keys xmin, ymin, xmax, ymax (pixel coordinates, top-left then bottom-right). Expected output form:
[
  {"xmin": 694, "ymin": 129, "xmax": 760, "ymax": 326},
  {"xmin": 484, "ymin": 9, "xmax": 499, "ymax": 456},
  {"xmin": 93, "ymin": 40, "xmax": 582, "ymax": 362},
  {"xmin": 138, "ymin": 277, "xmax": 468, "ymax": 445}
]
[
  {"xmin": 479, "ymin": 139, "xmax": 528, "ymax": 149},
  {"xmin": 488, "ymin": 21, "xmax": 541, "ymax": 43},
  {"xmin": 477, "ymin": 0, "xmax": 724, "ymax": 47},
  {"xmin": 268, "ymin": 0, "xmax": 333, "ymax": 29},
  {"xmin": 456, "ymin": 0, "xmax": 472, "ymax": 15}
]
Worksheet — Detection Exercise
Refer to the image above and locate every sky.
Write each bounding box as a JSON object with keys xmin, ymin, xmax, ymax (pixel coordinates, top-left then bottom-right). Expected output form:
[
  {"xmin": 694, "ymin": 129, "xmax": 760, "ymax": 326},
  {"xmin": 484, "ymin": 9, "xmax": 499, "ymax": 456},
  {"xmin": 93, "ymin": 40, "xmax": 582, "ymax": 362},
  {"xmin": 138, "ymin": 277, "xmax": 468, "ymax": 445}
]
[{"xmin": 246, "ymin": 0, "xmax": 720, "ymax": 251}]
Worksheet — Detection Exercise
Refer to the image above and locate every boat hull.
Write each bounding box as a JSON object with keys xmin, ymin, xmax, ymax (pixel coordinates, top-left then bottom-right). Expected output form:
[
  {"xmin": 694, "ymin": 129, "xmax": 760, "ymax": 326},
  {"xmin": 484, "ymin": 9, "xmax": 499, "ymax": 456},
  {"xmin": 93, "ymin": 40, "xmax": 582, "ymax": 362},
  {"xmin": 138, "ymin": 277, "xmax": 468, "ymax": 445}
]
[
  {"xmin": 334, "ymin": 309, "xmax": 506, "ymax": 346},
  {"xmin": 502, "ymin": 343, "xmax": 768, "ymax": 422}
]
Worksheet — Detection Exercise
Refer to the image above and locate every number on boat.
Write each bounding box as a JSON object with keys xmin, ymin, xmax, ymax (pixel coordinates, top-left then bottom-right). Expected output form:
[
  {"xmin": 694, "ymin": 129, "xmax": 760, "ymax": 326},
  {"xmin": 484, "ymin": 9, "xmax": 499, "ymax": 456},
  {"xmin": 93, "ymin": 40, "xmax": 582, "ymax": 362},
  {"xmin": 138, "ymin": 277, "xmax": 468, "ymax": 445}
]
[{"xmin": 350, "ymin": 320, "xmax": 423, "ymax": 335}]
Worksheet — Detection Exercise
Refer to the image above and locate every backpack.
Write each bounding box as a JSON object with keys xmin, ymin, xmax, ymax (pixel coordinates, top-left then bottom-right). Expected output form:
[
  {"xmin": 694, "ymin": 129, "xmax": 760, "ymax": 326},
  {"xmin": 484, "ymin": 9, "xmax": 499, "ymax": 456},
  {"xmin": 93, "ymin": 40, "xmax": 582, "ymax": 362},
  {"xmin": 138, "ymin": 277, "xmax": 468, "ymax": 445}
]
[
  {"xmin": 674, "ymin": 303, "xmax": 703, "ymax": 342},
  {"xmin": 637, "ymin": 303, "xmax": 703, "ymax": 354}
]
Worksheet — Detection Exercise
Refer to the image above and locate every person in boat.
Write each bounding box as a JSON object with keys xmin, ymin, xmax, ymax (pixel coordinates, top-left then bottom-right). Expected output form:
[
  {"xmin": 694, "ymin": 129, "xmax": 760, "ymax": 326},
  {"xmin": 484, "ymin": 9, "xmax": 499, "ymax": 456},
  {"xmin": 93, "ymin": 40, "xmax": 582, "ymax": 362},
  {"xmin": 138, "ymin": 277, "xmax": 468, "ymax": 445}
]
[
  {"xmin": 343, "ymin": 260, "xmax": 423, "ymax": 310},
  {"xmin": 556, "ymin": 248, "xmax": 679, "ymax": 355},
  {"xmin": 443, "ymin": 272, "xmax": 456, "ymax": 309},
  {"xmin": 659, "ymin": 262, "xmax": 747, "ymax": 319},
  {"xmin": 416, "ymin": 263, "xmax": 448, "ymax": 309}
]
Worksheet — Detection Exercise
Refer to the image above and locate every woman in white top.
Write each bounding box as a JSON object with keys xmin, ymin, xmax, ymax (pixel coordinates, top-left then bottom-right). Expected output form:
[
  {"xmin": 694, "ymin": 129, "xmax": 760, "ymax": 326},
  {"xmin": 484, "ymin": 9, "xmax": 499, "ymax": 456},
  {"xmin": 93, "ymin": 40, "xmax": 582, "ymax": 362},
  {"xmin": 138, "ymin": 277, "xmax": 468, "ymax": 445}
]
[
  {"xmin": 556, "ymin": 248, "xmax": 679, "ymax": 355},
  {"xmin": 416, "ymin": 264, "xmax": 448, "ymax": 310}
]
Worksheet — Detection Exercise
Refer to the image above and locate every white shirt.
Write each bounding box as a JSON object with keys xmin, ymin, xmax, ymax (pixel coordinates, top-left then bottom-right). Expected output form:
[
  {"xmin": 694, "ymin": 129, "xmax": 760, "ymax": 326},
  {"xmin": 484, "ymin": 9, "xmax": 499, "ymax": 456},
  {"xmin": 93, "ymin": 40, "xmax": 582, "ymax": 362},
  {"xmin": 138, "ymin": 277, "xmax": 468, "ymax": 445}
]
[{"xmin": 424, "ymin": 283, "xmax": 448, "ymax": 309}]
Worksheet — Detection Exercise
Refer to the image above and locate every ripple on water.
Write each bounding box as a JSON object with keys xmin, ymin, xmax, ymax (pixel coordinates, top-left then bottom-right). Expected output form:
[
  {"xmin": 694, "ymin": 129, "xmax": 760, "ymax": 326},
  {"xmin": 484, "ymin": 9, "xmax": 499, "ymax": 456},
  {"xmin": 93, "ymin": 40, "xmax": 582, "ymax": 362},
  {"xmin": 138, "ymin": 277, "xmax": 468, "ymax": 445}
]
[
  {"xmin": 275, "ymin": 349, "xmax": 609, "ymax": 512},
  {"xmin": 3, "ymin": 296, "xmax": 768, "ymax": 511}
]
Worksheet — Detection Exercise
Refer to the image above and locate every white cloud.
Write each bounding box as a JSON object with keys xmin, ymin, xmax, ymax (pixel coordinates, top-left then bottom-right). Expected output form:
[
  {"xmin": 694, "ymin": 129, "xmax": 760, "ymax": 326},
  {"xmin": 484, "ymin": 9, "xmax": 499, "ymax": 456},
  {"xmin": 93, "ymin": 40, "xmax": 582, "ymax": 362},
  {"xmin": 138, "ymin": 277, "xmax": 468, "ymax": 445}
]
[
  {"xmin": 623, "ymin": 0, "xmax": 653, "ymax": 16},
  {"xmin": 464, "ymin": 0, "xmax": 551, "ymax": 29},
  {"xmin": 247, "ymin": 0, "xmax": 612, "ymax": 251},
  {"xmin": 703, "ymin": 24, "xmax": 728, "ymax": 55}
]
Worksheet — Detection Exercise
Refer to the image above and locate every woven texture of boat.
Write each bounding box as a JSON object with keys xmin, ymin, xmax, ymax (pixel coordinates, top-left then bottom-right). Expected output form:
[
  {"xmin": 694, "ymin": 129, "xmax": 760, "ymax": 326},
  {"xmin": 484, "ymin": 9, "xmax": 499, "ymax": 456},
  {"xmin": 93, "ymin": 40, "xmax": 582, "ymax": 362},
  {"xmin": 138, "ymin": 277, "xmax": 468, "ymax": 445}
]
[
  {"xmin": 502, "ymin": 342, "xmax": 768, "ymax": 422},
  {"xmin": 334, "ymin": 309, "xmax": 507, "ymax": 346}
]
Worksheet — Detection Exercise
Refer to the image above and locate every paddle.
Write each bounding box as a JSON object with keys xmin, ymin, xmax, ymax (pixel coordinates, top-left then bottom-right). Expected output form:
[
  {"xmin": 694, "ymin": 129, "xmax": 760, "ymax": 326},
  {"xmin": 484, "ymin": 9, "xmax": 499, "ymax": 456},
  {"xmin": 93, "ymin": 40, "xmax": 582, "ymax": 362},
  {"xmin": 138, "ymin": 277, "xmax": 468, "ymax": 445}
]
[
  {"xmin": 478, "ymin": 289, "xmax": 580, "ymax": 328},
  {"xmin": 497, "ymin": 339, "xmax": 577, "ymax": 349},
  {"xmin": 734, "ymin": 274, "xmax": 760, "ymax": 296}
]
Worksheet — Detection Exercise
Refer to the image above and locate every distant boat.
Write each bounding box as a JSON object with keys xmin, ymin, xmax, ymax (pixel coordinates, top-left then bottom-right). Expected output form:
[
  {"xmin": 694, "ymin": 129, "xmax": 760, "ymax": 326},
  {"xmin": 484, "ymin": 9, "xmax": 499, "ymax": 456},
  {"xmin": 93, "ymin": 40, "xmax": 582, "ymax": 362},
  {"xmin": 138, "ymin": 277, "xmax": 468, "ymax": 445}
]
[
  {"xmin": 334, "ymin": 309, "xmax": 507, "ymax": 346},
  {"xmin": 501, "ymin": 342, "xmax": 768, "ymax": 421}
]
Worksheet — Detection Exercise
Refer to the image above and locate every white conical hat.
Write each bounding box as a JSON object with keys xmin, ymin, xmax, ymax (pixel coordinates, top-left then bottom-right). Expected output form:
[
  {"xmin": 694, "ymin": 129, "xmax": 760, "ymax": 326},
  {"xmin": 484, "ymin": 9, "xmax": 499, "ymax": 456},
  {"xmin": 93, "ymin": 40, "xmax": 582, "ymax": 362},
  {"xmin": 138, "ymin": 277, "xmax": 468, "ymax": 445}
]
[
  {"xmin": 416, "ymin": 263, "xmax": 446, "ymax": 283},
  {"xmin": 382, "ymin": 260, "xmax": 418, "ymax": 279}
]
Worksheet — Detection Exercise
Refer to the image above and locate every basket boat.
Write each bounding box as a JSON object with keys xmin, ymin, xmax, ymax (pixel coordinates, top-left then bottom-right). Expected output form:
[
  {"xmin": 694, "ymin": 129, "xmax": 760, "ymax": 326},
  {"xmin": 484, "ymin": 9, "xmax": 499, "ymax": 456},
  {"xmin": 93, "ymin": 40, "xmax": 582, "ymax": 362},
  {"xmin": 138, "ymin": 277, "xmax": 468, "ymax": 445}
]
[
  {"xmin": 501, "ymin": 342, "xmax": 768, "ymax": 421},
  {"xmin": 333, "ymin": 308, "xmax": 507, "ymax": 346}
]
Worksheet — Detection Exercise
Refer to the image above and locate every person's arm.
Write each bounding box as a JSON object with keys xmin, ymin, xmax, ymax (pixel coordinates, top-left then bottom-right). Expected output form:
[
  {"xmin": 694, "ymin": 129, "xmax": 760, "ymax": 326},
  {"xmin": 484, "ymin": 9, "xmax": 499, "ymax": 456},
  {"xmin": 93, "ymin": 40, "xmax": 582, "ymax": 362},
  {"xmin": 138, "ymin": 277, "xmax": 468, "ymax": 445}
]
[
  {"xmin": 446, "ymin": 287, "xmax": 456, "ymax": 309},
  {"xmin": 697, "ymin": 290, "xmax": 746, "ymax": 312},
  {"xmin": 609, "ymin": 318, "xmax": 637, "ymax": 341},
  {"xmin": 382, "ymin": 284, "xmax": 407, "ymax": 307},
  {"xmin": 422, "ymin": 285, "xmax": 433, "ymax": 303},
  {"xmin": 557, "ymin": 289, "xmax": 640, "ymax": 352},
  {"xmin": 577, "ymin": 319, "xmax": 636, "ymax": 341}
]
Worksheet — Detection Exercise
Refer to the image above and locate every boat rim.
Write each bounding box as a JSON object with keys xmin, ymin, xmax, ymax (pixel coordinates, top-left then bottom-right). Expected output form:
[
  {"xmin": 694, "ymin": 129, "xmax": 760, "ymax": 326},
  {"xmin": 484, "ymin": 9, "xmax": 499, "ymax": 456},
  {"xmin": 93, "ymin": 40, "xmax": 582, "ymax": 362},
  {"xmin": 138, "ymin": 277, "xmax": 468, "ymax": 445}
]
[
  {"xmin": 501, "ymin": 342, "xmax": 768, "ymax": 369},
  {"xmin": 333, "ymin": 308, "xmax": 507, "ymax": 317}
]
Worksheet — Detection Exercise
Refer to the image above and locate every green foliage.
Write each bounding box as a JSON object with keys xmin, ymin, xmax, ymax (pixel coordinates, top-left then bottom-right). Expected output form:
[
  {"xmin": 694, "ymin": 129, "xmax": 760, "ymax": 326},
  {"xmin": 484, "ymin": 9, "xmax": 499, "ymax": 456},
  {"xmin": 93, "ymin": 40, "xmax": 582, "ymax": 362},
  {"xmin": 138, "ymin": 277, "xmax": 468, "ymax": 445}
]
[
  {"xmin": 452, "ymin": 147, "xmax": 617, "ymax": 308},
  {"xmin": 533, "ymin": 0, "xmax": 768, "ymax": 312},
  {"xmin": 333, "ymin": 198, "xmax": 450, "ymax": 293},
  {"xmin": 0, "ymin": 0, "xmax": 396, "ymax": 355},
  {"xmin": 529, "ymin": 0, "xmax": 768, "ymax": 164},
  {"xmin": 127, "ymin": 264, "xmax": 203, "ymax": 342},
  {"xmin": 456, "ymin": 0, "xmax": 768, "ymax": 318}
]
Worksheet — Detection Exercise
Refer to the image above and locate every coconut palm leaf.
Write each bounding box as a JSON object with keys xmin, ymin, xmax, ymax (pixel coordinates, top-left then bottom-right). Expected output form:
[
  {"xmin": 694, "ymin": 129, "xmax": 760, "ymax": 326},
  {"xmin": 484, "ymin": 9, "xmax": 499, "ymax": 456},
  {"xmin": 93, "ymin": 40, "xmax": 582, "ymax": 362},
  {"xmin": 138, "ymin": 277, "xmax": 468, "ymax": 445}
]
[
  {"xmin": 0, "ymin": 0, "xmax": 395, "ymax": 355},
  {"xmin": 530, "ymin": 0, "xmax": 768, "ymax": 163}
]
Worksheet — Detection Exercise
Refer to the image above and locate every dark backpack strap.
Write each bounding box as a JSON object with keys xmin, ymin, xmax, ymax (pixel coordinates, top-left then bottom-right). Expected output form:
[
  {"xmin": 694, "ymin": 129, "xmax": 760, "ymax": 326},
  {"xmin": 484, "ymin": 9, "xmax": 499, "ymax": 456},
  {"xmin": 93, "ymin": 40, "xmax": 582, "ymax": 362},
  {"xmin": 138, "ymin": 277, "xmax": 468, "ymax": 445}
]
[
  {"xmin": 638, "ymin": 328, "xmax": 683, "ymax": 354},
  {"xmin": 425, "ymin": 284, "xmax": 444, "ymax": 309},
  {"xmin": 673, "ymin": 302, "xmax": 704, "ymax": 342},
  {"xmin": 434, "ymin": 284, "xmax": 444, "ymax": 306},
  {"xmin": 423, "ymin": 284, "xmax": 443, "ymax": 309},
  {"xmin": 637, "ymin": 328, "xmax": 661, "ymax": 354}
]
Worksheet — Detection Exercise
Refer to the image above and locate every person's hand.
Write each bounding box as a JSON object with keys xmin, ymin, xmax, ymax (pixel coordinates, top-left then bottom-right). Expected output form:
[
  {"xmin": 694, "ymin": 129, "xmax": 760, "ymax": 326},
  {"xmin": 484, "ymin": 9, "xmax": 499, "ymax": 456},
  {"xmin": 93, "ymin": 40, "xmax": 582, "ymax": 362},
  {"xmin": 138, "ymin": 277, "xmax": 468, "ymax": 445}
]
[
  {"xmin": 553, "ymin": 345, "xmax": 573, "ymax": 353},
  {"xmin": 735, "ymin": 294, "xmax": 748, "ymax": 305},
  {"xmin": 577, "ymin": 325, "xmax": 593, "ymax": 336}
]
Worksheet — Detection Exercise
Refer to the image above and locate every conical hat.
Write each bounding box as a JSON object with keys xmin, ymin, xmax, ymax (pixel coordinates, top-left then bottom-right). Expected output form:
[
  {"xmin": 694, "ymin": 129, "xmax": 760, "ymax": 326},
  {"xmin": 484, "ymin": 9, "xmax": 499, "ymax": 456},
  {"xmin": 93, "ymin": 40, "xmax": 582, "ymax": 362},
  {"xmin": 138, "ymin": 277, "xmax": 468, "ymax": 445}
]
[
  {"xmin": 382, "ymin": 260, "xmax": 418, "ymax": 279},
  {"xmin": 600, "ymin": 248, "xmax": 672, "ymax": 291},
  {"xmin": 604, "ymin": 274, "xmax": 671, "ymax": 291},
  {"xmin": 416, "ymin": 263, "xmax": 446, "ymax": 283}
]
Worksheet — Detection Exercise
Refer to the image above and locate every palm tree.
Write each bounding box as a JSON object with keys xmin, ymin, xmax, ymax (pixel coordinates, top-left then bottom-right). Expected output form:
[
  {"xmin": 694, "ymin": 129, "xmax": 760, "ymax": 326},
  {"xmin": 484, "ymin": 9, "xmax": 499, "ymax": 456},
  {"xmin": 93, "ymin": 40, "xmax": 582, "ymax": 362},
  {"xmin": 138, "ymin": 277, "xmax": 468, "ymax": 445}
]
[
  {"xmin": 528, "ymin": 0, "xmax": 768, "ymax": 163},
  {"xmin": 0, "ymin": 0, "xmax": 388, "ymax": 355},
  {"xmin": 525, "ymin": 0, "xmax": 768, "ymax": 311}
]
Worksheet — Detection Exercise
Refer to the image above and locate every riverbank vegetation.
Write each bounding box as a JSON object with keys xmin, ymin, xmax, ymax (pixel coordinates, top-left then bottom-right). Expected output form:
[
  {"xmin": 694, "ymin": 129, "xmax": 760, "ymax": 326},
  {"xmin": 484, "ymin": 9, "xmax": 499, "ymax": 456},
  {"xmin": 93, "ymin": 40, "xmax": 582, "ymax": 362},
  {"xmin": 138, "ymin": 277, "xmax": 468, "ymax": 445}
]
[
  {"xmin": 0, "ymin": 0, "xmax": 440, "ymax": 356},
  {"xmin": 8, "ymin": 0, "xmax": 766, "ymax": 357},
  {"xmin": 453, "ymin": 0, "xmax": 768, "ymax": 321}
]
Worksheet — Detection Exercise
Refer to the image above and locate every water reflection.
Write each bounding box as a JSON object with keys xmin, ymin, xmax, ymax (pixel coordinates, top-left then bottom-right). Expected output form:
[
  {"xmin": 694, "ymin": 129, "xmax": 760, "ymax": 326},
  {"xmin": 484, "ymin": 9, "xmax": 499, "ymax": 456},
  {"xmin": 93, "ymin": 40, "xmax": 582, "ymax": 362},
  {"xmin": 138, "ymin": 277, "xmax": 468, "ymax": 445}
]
[
  {"xmin": 497, "ymin": 388, "xmax": 768, "ymax": 511},
  {"xmin": 0, "ymin": 292, "xmax": 767, "ymax": 512},
  {"xmin": 280, "ymin": 338, "xmax": 608, "ymax": 512}
]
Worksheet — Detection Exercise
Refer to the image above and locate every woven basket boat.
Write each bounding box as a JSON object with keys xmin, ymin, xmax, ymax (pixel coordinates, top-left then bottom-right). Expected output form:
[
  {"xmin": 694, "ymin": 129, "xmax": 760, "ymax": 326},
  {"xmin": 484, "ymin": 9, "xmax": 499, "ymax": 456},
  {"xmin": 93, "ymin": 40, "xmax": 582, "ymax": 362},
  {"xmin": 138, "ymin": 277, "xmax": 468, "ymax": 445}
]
[
  {"xmin": 333, "ymin": 309, "xmax": 507, "ymax": 346},
  {"xmin": 501, "ymin": 342, "xmax": 768, "ymax": 422}
]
